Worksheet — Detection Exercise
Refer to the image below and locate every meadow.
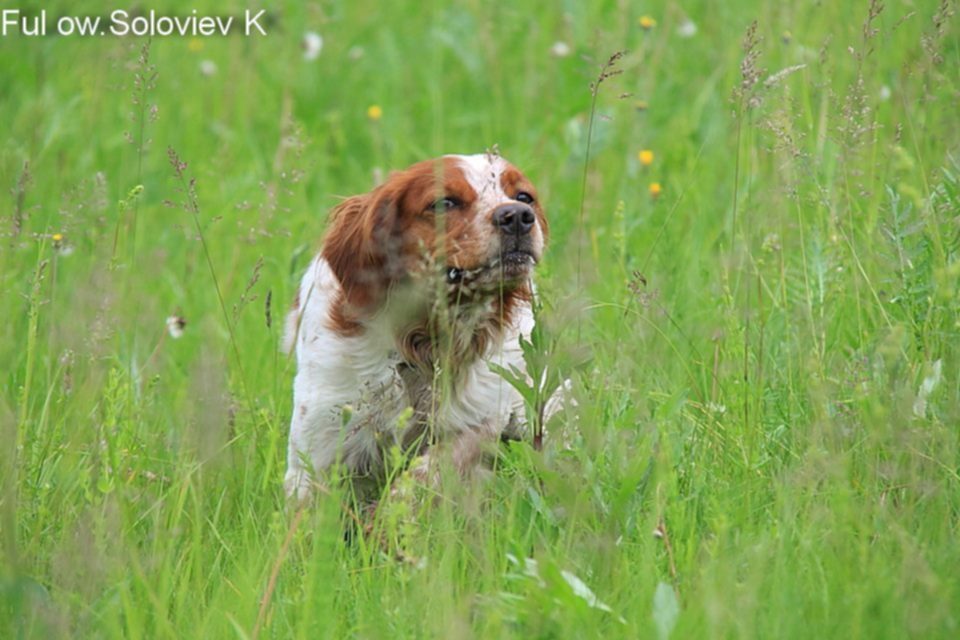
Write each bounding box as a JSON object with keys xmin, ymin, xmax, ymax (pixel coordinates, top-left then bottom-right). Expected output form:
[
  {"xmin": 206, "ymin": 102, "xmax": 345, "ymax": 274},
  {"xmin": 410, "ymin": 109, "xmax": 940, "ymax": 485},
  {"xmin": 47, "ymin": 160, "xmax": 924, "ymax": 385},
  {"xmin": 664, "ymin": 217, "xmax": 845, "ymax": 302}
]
[{"xmin": 2, "ymin": 0, "xmax": 959, "ymax": 637}]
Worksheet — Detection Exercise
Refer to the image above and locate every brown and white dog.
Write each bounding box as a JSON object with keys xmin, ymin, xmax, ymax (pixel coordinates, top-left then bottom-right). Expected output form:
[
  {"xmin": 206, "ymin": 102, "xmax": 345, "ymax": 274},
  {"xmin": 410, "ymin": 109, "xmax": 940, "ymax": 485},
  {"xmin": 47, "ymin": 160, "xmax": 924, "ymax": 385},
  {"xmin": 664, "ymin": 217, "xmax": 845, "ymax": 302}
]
[{"xmin": 283, "ymin": 152, "xmax": 548, "ymax": 502}]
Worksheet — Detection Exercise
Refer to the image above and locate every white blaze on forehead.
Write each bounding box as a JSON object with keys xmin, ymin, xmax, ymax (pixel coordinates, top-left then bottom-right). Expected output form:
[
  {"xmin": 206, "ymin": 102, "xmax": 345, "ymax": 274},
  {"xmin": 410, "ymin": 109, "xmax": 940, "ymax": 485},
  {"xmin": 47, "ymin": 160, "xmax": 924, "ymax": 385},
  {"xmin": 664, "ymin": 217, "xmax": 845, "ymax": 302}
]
[{"xmin": 448, "ymin": 153, "xmax": 514, "ymax": 212}]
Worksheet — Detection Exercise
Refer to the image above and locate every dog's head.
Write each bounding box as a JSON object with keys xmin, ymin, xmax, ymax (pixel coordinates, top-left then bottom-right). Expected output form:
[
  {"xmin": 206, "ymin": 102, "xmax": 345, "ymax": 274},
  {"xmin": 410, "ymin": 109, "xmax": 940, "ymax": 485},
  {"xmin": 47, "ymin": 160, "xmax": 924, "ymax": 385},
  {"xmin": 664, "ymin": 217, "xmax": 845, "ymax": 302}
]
[{"xmin": 322, "ymin": 153, "xmax": 548, "ymax": 330}]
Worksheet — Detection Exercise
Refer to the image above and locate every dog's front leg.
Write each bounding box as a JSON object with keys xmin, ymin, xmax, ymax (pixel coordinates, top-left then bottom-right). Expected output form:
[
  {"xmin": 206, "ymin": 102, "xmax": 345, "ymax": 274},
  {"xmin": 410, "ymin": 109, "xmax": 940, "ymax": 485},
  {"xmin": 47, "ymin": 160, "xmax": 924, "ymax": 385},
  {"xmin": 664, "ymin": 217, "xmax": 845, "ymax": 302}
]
[{"xmin": 404, "ymin": 420, "xmax": 501, "ymax": 491}]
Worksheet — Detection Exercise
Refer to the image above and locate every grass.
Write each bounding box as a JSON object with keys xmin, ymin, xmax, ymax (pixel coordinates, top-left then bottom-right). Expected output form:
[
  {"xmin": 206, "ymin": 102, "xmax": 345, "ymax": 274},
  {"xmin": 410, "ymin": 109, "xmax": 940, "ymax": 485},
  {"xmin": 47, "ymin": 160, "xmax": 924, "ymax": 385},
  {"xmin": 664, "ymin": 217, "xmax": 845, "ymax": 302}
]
[{"xmin": 1, "ymin": 0, "xmax": 959, "ymax": 637}]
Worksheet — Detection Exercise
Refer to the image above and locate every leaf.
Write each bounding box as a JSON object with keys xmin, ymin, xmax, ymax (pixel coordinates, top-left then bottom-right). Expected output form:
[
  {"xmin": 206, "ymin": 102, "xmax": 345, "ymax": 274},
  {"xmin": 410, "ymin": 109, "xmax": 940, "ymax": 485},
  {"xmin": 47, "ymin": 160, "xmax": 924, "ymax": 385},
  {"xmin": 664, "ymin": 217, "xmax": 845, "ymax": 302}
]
[
  {"xmin": 526, "ymin": 486, "xmax": 557, "ymax": 525},
  {"xmin": 488, "ymin": 362, "xmax": 536, "ymax": 406},
  {"xmin": 652, "ymin": 581, "xmax": 679, "ymax": 640},
  {"xmin": 560, "ymin": 570, "xmax": 626, "ymax": 624}
]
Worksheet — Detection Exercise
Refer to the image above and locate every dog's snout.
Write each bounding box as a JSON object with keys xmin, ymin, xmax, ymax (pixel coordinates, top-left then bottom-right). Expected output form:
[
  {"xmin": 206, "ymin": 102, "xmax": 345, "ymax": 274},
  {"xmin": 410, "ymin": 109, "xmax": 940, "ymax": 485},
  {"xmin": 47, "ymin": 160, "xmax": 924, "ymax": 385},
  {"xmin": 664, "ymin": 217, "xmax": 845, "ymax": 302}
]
[{"xmin": 494, "ymin": 203, "xmax": 536, "ymax": 236}]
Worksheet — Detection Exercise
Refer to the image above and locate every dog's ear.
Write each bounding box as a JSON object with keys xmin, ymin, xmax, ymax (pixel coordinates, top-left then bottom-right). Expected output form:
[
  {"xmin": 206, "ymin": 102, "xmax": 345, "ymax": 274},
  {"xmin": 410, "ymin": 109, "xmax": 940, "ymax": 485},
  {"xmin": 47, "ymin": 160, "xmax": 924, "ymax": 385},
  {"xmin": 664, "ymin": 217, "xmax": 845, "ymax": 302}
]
[{"xmin": 322, "ymin": 190, "xmax": 401, "ymax": 321}]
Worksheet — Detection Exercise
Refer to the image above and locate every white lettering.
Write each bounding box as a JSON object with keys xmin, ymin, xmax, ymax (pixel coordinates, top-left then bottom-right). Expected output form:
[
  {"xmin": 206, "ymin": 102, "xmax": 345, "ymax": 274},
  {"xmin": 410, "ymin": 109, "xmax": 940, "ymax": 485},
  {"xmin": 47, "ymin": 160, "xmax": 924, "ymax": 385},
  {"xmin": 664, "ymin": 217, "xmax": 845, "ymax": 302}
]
[
  {"xmin": 1, "ymin": 10, "xmax": 19, "ymax": 36},
  {"xmin": 214, "ymin": 16, "xmax": 233, "ymax": 36},
  {"xmin": 56, "ymin": 15, "xmax": 74, "ymax": 35},
  {"xmin": 245, "ymin": 10, "xmax": 266, "ymax": 36},
  {"xmin": 73, "ymin": 15, "xmax": 101, "ymax": 36},
  {"xmin": 108, "ymin": 10, "xmax": 235, "ymax": 37},
  {"xmin": 154, "ymin": 16, "xmax": 172, "ymax": 36},
  {"xmin": 130, "ymin": 16, "xmax": 149, "ymax": 36},
  {"xmin": 110, "ymin": 10, "xmax": 129, "ymax": 36}
]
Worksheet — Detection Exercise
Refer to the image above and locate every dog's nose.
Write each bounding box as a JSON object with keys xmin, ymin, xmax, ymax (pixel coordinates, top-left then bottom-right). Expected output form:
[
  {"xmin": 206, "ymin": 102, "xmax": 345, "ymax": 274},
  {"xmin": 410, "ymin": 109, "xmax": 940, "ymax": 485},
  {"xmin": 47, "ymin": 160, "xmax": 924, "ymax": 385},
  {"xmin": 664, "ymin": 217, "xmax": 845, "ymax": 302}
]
[{"xmin": 494, "ymin": 203, "xmax": 536, "ymax": 236}]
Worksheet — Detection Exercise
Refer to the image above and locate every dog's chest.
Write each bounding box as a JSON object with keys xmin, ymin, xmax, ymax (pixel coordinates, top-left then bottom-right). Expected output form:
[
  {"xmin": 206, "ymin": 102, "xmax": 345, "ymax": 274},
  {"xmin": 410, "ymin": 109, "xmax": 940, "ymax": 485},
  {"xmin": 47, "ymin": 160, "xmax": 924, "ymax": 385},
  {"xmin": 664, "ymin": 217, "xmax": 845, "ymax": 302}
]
[{"xmin": 349, "ymin": 353, "xmax": 516, "ymax": 453}]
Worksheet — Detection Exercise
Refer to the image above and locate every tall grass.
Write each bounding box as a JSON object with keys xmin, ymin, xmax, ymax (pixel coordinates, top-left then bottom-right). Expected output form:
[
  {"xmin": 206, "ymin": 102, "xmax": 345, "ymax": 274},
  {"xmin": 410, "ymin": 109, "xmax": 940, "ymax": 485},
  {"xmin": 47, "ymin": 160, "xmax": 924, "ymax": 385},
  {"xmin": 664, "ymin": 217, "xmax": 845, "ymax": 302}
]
[{"xmin": 1, "ymin": 1, "xmax": 958, "ymax": 638}]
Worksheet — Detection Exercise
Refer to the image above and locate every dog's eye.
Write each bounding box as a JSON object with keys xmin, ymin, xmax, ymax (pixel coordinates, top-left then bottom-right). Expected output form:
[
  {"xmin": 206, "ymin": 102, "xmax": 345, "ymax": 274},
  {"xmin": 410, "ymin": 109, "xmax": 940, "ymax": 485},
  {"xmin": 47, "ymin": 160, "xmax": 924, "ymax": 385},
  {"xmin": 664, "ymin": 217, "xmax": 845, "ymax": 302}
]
[
  {"xmin": 431, "ymin": 197, "xmax": 460, "ymax": 213},
  {"xmin": 515, "ymin": 191, "xmax": 535, "ymax": 204}
]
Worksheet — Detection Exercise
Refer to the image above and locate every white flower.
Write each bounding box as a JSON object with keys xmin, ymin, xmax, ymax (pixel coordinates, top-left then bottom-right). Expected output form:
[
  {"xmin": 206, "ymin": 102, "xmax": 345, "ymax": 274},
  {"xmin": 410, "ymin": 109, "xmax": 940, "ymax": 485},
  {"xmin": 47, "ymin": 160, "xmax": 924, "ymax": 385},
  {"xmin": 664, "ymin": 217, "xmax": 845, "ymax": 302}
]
[
  {"xmin": 879, "ymin": 85, "xmax": 892, "ymax": 101},
  {"xmin": 677, "ymin": 19, "xmax": 697, "ymax": 38},
  {"xmin": 199, "ymin": 59, "xmax": 217, "ymax": 76},
  {"xmin": 913, "ymin": 359, "xmax": 942, "ymax": 418},
  {"xmin": 706, "ymin": 401, "xmax": 727, "ymax": 415},
  {"xmin": 302, "ymin": 31, "xmax": 323, "ymax": 61},
  {"xmin": 166, "ymin": 315, "xmax": 186, "ymax": 339},
  {"xmin": 550, "ymin": 41, "xmax": 572, "ymax": 57}
]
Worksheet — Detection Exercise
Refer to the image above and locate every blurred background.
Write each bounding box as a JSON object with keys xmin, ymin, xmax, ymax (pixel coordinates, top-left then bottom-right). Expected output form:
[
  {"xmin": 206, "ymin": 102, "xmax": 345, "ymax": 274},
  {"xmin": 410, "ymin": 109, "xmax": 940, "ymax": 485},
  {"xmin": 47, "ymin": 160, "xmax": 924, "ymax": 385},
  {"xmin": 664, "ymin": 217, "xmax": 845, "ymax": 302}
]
[{"xmin": 2, "ymin": 1, "xmax": 959, "ymax": 638}]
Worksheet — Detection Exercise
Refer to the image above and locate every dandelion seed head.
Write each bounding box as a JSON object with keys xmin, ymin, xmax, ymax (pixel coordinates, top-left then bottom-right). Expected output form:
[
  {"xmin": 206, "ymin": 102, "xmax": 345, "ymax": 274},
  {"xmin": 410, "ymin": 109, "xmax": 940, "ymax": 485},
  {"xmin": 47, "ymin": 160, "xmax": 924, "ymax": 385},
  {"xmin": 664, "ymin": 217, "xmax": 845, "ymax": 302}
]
[
  {"xmin": 677, "ymin": 20, "xmax": 697, "ymax": 38},
  {"xmin": 550, "ymin": 41, "xmax": 572, "ymax": 57},
  {"xmin": 302, "ymin": 31, "xmax": 323, "ymax": 61}
]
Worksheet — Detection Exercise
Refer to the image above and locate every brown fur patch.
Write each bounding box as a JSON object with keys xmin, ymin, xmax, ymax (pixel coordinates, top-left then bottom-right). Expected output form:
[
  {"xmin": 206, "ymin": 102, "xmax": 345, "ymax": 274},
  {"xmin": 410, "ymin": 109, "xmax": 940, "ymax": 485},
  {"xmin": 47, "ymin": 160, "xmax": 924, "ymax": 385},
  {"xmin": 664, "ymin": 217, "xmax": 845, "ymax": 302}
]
[{"xmin": 322, "ymin": 158, "xmax": 481, "ymax": 333}]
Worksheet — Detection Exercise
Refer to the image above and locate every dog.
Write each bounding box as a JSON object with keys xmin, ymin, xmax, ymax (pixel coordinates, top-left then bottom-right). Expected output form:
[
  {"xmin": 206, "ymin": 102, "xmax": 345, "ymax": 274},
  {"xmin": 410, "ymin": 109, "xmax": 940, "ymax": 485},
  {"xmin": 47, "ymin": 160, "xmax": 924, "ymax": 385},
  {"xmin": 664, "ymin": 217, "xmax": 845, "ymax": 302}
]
[{"xmin": 283, "ymin": 152, "xmax": 548, "ymax": 502}]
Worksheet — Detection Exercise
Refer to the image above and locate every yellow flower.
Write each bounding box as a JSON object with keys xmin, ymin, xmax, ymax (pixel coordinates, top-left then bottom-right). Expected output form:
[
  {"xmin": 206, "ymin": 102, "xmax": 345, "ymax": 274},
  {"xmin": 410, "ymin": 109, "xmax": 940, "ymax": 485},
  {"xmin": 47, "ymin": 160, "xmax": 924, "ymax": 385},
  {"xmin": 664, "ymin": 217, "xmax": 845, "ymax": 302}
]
[
  {"xmin": 639, "ymin": 16, "xmax": 657, "ymax": 30},
  {"xmin": 638, "ymin": 150, "xmax": 654, "ymax": 166},
  {"xmin": 188, "ymin": 38, "xmax": 204, "ymax": 53},
  {"xmin": 648, "ymin": 182, "xmax": 662, "ymax": 198},
  {"xmin": 367, "ymin": 105, "xmax": 383, "ymax": 121},
  {"xmin": 51, "ymin": 232, "xmax": 73, "ymax": 255}
]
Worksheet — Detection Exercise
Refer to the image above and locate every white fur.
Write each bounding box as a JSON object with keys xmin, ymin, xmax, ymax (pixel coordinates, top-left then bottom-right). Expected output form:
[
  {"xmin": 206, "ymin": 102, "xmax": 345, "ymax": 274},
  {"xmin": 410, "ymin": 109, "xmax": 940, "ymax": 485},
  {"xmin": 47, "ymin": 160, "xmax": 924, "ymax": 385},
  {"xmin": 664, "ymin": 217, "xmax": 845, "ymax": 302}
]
[
  {"xmin": 284, "ymin": 255, "xmax": 532, "ymax": 502},
  {"xmin": 448, "ymin": 153, "xmax": 511, "ymax": 213},
  {"xmin": 447, "ymin": 153, "xmax": 546, "ymax": 264}
]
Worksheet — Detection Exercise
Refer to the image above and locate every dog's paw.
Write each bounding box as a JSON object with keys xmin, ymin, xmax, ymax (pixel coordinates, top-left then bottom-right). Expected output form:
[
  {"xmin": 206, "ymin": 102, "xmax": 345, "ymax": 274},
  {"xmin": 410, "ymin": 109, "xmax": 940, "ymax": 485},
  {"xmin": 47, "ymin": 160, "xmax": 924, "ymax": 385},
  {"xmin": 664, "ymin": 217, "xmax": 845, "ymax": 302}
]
[{"xmin": 284, "ymin": 468, "xmax": 316, "ymax": 505}]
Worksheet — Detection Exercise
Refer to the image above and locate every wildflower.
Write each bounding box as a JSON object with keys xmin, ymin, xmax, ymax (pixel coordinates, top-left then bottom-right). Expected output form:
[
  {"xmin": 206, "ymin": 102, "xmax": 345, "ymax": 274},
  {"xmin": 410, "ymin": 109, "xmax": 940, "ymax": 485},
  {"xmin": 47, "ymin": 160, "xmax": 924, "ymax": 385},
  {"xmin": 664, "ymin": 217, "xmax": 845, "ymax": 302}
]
[
  {"xmin": 367, "ymin": 104, "xmax": 383, "ymax": 121},
  {"xmin": 706, "ymin": 401, "xmax": 728, "ymax": 415},
  {"xmin": 634, "ymin": 100, "xmax": 649, "ymax": 112},
  {"xmin": 51, "ymin": 233, "xmax": 74, "ymax": 256},
  {"xmin": 677, "ymin": 19, "xmax": 697, "ymax": 38},
  {"xmin": 762, "ymin": 233, "xmax": 781, "ymax": 253},
  {"xmin": 187, "ymin": 38, "xmax": 203, "ymax": 53},
  {"xmin": 302, "ymin": 31, "xmax": 323, "ymax": 61},
  {"xmin": 879, "ymin": 85, "xmax": 891, "ymax": 101},
  {"xmin": 199, "ymin": 59, "xmax": 217, "ymax": 76},
  {"xmin": 166, "ymin": 315, "xmax": 186, "ymax": 339},
  {"xmin": 639, "ymin": 15, "xmax": 656, "ymax": 30},
  {"xmin": 550, "ymin": 41, "xmax": 572, "ymax": 57},
  {"xmin": 648, "ymin": 182, "xmax": 662, "ymax": 198},
  {"xmin": 638, "ymin": 149, "xmax": 654, "ymax": 166}
]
